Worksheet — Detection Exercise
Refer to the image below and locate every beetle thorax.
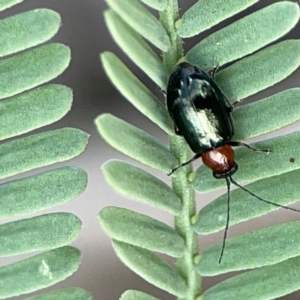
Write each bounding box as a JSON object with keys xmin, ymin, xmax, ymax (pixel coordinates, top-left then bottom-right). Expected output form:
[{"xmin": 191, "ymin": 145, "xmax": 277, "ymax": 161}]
[{"xmin": 202, "ymin": 144, "xmax": 235, "ymax": 175}]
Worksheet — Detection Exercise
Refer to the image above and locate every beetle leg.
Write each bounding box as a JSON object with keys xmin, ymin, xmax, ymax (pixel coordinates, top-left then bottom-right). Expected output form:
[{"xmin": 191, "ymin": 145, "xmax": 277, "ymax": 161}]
[
  {"xmin": 223, "ymin": 95, "xmax": 234, "ymax": 112},
  {"xmin": 231, "ymin": 99, "xmax": 242, "ymax": 107},
  {"xmin": 224, "ymin": 96, "xmax": 242, "ymax": 113},
  {"xmin": 227, "ymin": 141, "xmax": 272, "ymax": 153},
  {"xmin": 228, "ymin": 114, "xmax": 234, "ymax": 136},
  {"xmin": 168, "ymin": 153, "xmax": 202, "ymax": 175},
  {"xmin": 156, "ymin": 87, "xmax": 166, "ymax": 96},
  {"xmin": 209, "ymin": 64, "xmax": 220, "ymax": 79}
]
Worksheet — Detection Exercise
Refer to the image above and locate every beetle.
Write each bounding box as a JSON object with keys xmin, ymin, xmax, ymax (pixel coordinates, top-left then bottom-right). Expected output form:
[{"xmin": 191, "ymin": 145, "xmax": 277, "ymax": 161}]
[{"xmin": 167, "ymin": 61, "xmax": 300, "ymax": 263}]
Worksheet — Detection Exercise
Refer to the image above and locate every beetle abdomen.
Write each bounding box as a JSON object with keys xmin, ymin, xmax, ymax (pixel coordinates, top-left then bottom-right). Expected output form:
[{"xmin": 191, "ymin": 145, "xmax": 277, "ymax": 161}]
[
  {"xmin": 167, "ymin": 62, "xmax": 233, "ymax": 154},
  {"xmin": 171, "ymin": 98, "xmax": 224, "ymax": 152}
]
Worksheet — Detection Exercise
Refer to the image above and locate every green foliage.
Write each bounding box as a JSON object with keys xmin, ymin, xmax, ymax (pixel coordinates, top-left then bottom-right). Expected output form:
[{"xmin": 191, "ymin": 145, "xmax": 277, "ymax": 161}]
[
  {"xmin": 194, "ymin": 169, "xmax": 300, "ymax": 234},
  {"xmin": 0, "ymin": 128, "xmax": 88, "ymax": 179},
  {"xmin": 177, "ymin": 0, "xmax": 259, "ymax": 37},
  {"xmin": 112, "ymin": 240, "xmax": 188, "ymax": 297},
  {"xmin": 106, "ymin": 0, "xmax": 170, "ymax": 51},
  {"xmin": 0, "ymin": 167, "xmax": 87, "ymax": 218},
  {"xmin": 0, "ymin": 43, "xmax": 70, "ymax": 99},
  {"xmin": 0, "ymin": 0, "xmax": 22, "ymax": 11},
  {"xmin": 0, "ymin": 213, "xmax": 81, "ymax": 257},
  {"xmin": 197, "ymin": 221, "xmax": 300, "ymax": 276},
  {"xmin": 24, "ymin": 288, "xmax": 92, "ymax": 300},
  {"xmin": 0, "ymin": 85, "xmax": 72, "ymax": 139},
  {"xmin": 0, "ymin": 9, "xmax": 61, "ymax": 56},
  {"xmin": 120, "ymin": 290, "xmax": 160, "ymax": 300},
  {"xmin": 99, "ymin": 207, "xmax": 185, "ymax": 257},
  {"xmin": 101, "ymin": 52, "xmax": 172, "ymax": 133},
  {"xmin": 215, "ymin": 40, "xmax": 300, "ymax": 100},
  {"xmin": 104, "ymin": 10, "xmax": 169, "ymax": 89},
  {"xmin": 0, "ymin": 247, "xmax": 80, "ymax": 299},
  {"xmin": 232, "ymin": 88, "xmax": 300, "ymax": 140},
  {"xmin": 102, "ymin": 160, "xmax": 182, "ymax": 214},
  {"xmin": 96, "ymin": 114, "xmax": 176, "ymax": 172},
  {"xmin": 186, "ymin": 2, "xmax": 300, "ymax": 70},
  {"xmin": 201, "ymin": 256, "xmax": 300, "ymax": 300},
  {"xmin": 0, "ymin": 2, "xmax": 89, "ymax": 299},
  {"xmin": 98, "ymin": 0, "xmax": 300, "ymax": 299},
  {"xmin": 139, "ymin": 0, "xmax": 167, "ymax": 11}
]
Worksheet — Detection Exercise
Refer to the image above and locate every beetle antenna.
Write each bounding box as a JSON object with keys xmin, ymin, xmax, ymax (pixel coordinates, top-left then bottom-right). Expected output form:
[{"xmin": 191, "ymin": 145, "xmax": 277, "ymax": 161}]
[
  {"xmin": 219, "ymin": 176, "xmax": 231, "ymax": 264},
  {"xmin": 168, "ymin": 153, "xmax": 202, "ymax": 175},
  {"xmin": 229, "ymin": 177, "xmax": 300, "ymax": 213}
]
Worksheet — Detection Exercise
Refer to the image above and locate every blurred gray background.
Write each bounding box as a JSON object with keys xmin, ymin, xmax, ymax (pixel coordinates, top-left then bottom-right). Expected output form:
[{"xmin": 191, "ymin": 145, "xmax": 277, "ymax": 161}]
[{"xmin": 1, "ymin": 0, "xmax": 300, "ymax": 299}]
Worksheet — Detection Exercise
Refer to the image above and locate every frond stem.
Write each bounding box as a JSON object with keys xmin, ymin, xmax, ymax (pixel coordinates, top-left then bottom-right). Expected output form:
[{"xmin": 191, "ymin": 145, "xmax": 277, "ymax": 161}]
[{"xmin": 160, "ymin": 1, "xmax": 201, "ymax": 299}]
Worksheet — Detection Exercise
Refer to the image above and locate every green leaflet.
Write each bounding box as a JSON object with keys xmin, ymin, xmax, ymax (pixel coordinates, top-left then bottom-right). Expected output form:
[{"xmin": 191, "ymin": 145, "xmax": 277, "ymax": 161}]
[
  {"xmin": 105, "ymin": 0, "xmax": 170, "ymax": 51},
  {"xmin": 0, "ymin": 213, "xmax": 81, "ymax": 257},
  {"xmin": 215, "ymin": 40, "xmax": 300, "ymax": 101},
  {"xmin": 24, "ymin": 288, "xmax": 92, "ymax": 300},
  {"xmin": 101, "ymin": 52, "xmax": 172, "ymax": 134},
  {"xmin": 0, "ymin": 167, "xmax": 87, "ymax": 219},
  {"xmin": 197, "ymin": 221, "xmax": 300, "ymax": 276},
  {"xmin": 0, "ymin": 43, "xmax": 70, "ymax": 100},
  {"xmin": 0, "ymin": 128, "xmax": 89, "ymax": 179},
  {"xmin": 112, "ymin": 240, "xmax": 187, "ymax": 297},
  {"xmin": 194, "ymin": 169, "xmax": 300, "ymax": 234},
  {"xmin": 232, "ymin": 88, "xmax": 300, "ymax": 141},
  {"xmin": 0, "ymin": 9, "xmax": 61, "ymax": 57},
  {"xmin": 186, "ymin": 2, "xmax": 300, "ymax": 71},
  {"xmin": 139, "ymin": 0, "xmax": 167, "ymax": 11},
  {"xmin": 177, "ymin": 0, "xmax": 259, "ymax": 38},
  {"xmin": 0, "ymin": 85, "xmax": 72, "ymax": 140},
  {"xmin": 99, "ymin": 206, "xmax": 185, "ymax": 257},
  {"xmin": 104, "ymin": 10, "xmax": 169, "ymax": 90},
  {"xmin": 0, "ymin": 0, "xmax": 22, "ymax": 11},
  {"xmin": 0, "ymin": 246, "xmax": 80, "ymax": 299},
  {"xmin": 193, "ymin": 131, "xmax": 300, "ymax": 192},
  {"xmin": 201, "ymin": 256, "xmax": 300, "ymax": 300},
  {"xmin": 120, "ymin": 290, "xmax": 161, "ymax": 300},
  {"xmin": 95, "ymin": 114, "xmax": 176, "ymax": 173},
  {"xmin": 102, "ymin": 160, "xmax": 182, "ymax": 215}
]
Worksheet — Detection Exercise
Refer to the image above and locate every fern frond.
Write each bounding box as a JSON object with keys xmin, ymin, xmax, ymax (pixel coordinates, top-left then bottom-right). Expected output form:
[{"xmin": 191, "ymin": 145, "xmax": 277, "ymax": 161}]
[
  {"xmin": 98, "ymin": 0, "xmax": 300, "ymax": 299},
  {"xmin": 0, "ymin": 3, "xmax": 89, "ymax": 299}
]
